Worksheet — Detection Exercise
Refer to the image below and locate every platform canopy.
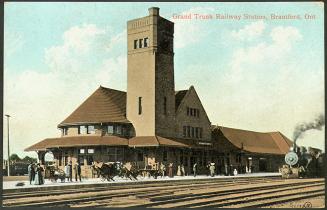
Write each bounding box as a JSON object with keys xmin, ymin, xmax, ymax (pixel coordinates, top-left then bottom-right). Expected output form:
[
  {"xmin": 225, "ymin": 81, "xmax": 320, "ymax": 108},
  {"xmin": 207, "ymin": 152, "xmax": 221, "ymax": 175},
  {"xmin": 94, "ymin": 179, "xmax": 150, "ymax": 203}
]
[
  {"xmin": 24, "ymin": 136, "xmax": 129, "ymax": 151},
  {"xmin": 128, "ymin": 136, "xmax": 206, "ymax": 148}
]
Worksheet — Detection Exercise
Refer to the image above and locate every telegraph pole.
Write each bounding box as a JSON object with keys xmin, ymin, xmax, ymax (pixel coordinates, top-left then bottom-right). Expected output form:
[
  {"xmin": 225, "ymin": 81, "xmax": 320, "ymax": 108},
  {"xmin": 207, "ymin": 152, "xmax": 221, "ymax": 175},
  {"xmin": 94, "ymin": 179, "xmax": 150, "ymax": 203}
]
[{"xmin": 5, "ymin": 114, "xmax": 10, "ymax": 176}]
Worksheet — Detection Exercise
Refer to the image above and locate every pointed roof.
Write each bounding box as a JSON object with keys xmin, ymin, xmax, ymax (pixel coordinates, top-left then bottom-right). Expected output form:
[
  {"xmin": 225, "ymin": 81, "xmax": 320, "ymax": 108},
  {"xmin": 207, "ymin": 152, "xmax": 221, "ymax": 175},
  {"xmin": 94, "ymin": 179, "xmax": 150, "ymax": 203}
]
[
  {"xmin": 213, "ymin": 126, "xmax": 293, "ymax": 155},
  {"xmin": 59, "ymin": 86, "xmax": 129, "ymax": 126},
  {"xmin": 175, "ymin": 90, "xmax": 188, "ymax": 111}
]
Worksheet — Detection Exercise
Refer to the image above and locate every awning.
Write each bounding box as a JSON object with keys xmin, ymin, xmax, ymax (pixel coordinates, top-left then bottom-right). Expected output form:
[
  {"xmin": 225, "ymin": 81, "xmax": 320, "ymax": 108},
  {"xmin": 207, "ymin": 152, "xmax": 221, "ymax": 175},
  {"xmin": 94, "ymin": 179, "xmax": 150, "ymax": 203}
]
[
  {"xmin": 128, "ymin": 136, "xmax": 207, "ymax": 148},
  {"xmin": 24, "ymin": 136, "xmax": 129, "ymax": 151}
]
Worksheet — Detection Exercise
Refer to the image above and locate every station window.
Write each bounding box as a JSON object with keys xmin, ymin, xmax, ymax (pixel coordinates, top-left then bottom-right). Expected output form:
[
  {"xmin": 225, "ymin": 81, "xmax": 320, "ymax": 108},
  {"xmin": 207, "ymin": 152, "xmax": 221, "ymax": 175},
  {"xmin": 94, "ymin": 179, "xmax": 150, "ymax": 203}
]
[
  {"xmin": 144, "ymin": 37, "xmax": 149, "ymax": 47},
  {"xmin": 79, "ymin": 149, "xmax": 85, "ymax": 154},
  {"xmin": 191, "ymin": 127, "xmax": 195, "ymax": 138},
  {"xmin": 195, "ymin": 127, "xmax": 199, "ymax": 138},
  {"xmin": 199, "ymin": 128, "xmax": 203, "ymax": 138},
  {"xmin": 187, "ymin": 126, "xmax": 191, "ymax": 137},
  {"xmin": 183, "ymin": 126, "xmax": 187, "ymax": 137},
  {"xmin": 88, "ymin": 149, "xmax": 95, "ymax": 154},
  {"xmin": 187, "ymin": 107, "xmax": 190, "ymax": 116}
]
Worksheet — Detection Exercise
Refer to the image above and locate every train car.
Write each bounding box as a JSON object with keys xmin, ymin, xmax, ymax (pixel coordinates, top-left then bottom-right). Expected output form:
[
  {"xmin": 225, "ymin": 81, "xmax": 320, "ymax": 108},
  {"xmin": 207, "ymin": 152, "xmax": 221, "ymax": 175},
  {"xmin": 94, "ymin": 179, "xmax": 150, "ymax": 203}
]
[
  {"xmin": 280, "ymin": 146, "xmax": 323, "ymax": 178},
  {"xmin": 10, "ymin": 162, "xmax": 29, "ymax": 176}
]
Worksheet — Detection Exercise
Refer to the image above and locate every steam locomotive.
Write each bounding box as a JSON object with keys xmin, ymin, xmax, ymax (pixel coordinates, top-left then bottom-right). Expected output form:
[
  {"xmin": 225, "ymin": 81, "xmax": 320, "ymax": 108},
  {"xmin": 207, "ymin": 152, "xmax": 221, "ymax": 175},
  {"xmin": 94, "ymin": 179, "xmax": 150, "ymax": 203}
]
[{"xmin": 280, "ymin": 143, "xmax": 324, "ymax": 178}]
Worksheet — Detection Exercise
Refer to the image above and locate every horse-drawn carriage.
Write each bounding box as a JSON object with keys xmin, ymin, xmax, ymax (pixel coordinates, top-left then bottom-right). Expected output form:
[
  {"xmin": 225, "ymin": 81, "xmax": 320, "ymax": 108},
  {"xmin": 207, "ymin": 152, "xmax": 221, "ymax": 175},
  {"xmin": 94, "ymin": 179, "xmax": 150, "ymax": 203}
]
[
  {"xmin": 45, "ymin": 164, "xmax": 66, "ymax": 183},
  {"xmin": 92, "ymin": 162, "xmax": 139, "ymax": 181}
]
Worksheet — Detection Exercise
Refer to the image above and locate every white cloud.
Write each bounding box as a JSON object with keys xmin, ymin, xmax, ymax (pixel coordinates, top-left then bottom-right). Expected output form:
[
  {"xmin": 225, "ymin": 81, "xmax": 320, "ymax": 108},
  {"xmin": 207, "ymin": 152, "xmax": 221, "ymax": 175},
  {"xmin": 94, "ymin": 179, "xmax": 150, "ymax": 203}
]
[
  {"xmin": 206, "ymin": 24, "xmax": 324, "ymax": 151},
  {"xmin": 171, "ymin": 7, "xmax": 214, "ymax": 49},
  {"xmin": 231, "ymin": 21, "xmax": 266, "ymax": 41},
  {"xmin": 4, "ymin": 24, "xmax": 126, "ymax": 158},
  {"xmin": 226, "ymin": 25, "xmax": 302, "ymax": 83}
]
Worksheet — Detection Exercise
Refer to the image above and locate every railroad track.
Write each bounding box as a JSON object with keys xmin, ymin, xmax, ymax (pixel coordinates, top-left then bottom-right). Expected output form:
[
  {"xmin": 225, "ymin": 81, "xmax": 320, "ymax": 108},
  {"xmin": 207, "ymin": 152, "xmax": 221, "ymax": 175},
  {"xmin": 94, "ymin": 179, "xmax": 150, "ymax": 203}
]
[
  {"xmin": 3, "ymin": 177, "xmax": 324, "ymax": 208},
  {"xmin": 3, "ymin": 176, "xmax": 279, "ymax": 199}
]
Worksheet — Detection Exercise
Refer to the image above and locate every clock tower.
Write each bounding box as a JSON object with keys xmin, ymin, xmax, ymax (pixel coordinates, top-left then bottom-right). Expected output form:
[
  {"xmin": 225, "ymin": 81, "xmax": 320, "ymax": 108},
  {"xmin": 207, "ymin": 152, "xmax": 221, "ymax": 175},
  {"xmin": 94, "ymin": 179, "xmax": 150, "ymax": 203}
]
[{"xmin": 127, "ymin": 7, "xmax": 176, "ymax": 137}]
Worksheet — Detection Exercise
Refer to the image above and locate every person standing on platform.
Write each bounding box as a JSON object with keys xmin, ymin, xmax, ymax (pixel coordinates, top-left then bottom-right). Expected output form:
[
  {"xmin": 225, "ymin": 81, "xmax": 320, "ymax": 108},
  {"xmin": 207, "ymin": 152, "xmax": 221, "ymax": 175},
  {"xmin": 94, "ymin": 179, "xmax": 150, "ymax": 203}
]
[
  {"xmin": 210, "ymin": 162, "xmax": 215, "ymax": 177},
  {"xmin": 28, "ymin": 162, "xmax": 35, "ymax": 185},
  {"xmin": 64, "ymin": 163, "xmax": 70, "ymax": 182},
  {"xmin": 74, "ymin": 162, "xmax": 82, "ymax": 182},
  {"xmin": 160, "ymin": 163, "xmax": 166, "ymax": 177},
  {"xmin": 34, "ymin": 163, "xmax": 41, "ymax": 185},
  {"xmin": 39, "ymin": 164, "xmax": 44, "ymax": 185},
  {"xmin": 168, "ymin": 163, "xmax": 173, "ymax": 178},
  {"xmin": 177, "ymin": 165, "xmax": 181, "ymax": 176},
  {"xmin": 193, "ymin": 163, "xmax": 198, "ymax": 177},
  {"xmin": 181, "ymin": 164, "xmax": 185, "ymax": 176},
  {"xmin": 68, "ymin": 161, "xmax": 73, "ymax": 182}
]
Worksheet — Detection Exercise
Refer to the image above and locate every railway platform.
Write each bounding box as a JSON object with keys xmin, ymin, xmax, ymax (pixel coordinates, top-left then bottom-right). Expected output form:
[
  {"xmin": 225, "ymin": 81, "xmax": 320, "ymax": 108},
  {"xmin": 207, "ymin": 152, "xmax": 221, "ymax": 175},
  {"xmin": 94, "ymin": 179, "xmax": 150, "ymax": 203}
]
[{"xmin": 3, "ymin": 172, "xmax": 281, "ymax": 192}]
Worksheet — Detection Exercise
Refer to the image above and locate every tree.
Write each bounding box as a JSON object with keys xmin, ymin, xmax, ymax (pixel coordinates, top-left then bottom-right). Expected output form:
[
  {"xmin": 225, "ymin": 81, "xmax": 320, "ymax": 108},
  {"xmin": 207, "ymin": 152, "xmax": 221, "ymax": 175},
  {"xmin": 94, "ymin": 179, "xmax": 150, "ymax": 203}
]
[
  {"xmin": 22, "ymin": 156, "xmax": 37, "ymax": 163},
  {"xmin": 10, "ymin": 153, "xmax": 21, "ymax": 162}
]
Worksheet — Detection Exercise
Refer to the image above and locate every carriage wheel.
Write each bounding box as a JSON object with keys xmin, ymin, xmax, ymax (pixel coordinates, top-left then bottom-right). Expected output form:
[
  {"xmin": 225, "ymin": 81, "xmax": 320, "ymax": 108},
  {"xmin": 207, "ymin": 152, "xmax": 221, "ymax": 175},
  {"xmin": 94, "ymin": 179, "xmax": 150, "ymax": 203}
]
[{"xmin": 100, "ymin": 176, "xmax": 106, "ymax": 182}]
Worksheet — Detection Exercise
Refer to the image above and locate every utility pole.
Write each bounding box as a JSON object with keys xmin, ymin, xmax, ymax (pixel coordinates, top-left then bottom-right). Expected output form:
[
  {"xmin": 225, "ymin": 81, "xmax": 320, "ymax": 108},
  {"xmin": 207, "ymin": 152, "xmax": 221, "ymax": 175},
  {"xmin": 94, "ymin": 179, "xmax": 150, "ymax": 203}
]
[{"xmin": 5, "ymin": 114, "xmax": 10, "ymax": 176}]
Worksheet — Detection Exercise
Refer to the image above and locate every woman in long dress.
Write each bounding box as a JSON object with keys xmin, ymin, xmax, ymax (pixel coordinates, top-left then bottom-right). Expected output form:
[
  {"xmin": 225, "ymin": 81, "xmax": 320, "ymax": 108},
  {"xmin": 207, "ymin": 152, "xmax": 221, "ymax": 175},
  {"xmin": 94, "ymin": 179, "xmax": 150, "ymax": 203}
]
[{"xmin": 34, "ymin": 164, "xmax": 40, "ymax": 185}]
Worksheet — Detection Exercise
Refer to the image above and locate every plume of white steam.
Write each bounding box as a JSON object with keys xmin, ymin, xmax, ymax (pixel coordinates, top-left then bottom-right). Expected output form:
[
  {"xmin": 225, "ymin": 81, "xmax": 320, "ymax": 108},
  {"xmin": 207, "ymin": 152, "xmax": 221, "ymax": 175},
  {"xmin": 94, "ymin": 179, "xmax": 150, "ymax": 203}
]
[{"xmin": 293, "ymin": 114, "xmax": 325, "ymax": 143}]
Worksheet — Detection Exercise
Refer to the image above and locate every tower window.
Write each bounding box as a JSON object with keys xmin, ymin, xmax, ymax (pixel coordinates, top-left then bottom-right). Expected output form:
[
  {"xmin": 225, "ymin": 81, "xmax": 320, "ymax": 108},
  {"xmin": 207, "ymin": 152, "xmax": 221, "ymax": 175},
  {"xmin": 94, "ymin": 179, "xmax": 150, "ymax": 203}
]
[
  {"xmin": 138, "ymin": 97, "xmax": 142, "ymax": 115},
  {"xmin": 144, "ymin": 37, "xmax": 149, "ymax": 47},
  {"xmin": 163, "ymin": 97, "xmax": 167, "ymax": 115},
  {"xmin": 139, "ymin": 39, "xmax": 143, "ymax": 48},
  {"xmin": 134, "ymin": 40, "xmax": 138, "ymax": 49}
]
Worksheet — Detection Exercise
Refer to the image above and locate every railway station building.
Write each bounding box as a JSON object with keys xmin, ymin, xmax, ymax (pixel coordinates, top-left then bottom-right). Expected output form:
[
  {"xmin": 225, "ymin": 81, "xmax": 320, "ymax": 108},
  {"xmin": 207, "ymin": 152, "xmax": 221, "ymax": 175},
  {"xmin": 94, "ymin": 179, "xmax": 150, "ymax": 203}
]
[{"xmin": 25, "ymin": 7, "xmax": 293, "ymax": 177}]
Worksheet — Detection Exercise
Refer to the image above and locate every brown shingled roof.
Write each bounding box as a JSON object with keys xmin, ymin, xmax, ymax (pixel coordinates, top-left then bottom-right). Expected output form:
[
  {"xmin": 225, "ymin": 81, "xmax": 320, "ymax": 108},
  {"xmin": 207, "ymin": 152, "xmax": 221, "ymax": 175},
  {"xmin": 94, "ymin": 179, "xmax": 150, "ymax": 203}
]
[
  {"xmin": 128, "ymin": 136, "xmax": 197, "ymax": 148},
  {"xmin": 59, "ymin": 86, "xmax": 129, "ymax": 126},
  {"xmin": 24, "ymin": 136, "xmax": 129, "ymax": 151},
  {"xmin": 214, "ymin": 126, "xmax": 292, "ymax": 155}
]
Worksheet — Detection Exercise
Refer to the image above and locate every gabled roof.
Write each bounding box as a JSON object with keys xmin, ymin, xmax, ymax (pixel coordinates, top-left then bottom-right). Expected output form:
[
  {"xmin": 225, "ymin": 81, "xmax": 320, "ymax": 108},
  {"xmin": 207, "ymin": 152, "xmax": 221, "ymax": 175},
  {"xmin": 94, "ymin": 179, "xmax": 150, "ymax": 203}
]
[
  {"xmin": 24, "ymin": 136, "xmax": 129, "ymax": 151},
  {"xmin": 213, "ymin": 126, "xmax": 293, "ymax": 155},
  {"xmin": 59, "ymin": 86, "xmax": 129, "ymax": 126},
  {"xmin": 175, "ymin": 90, "xmax": 188, "ymax": 111}
]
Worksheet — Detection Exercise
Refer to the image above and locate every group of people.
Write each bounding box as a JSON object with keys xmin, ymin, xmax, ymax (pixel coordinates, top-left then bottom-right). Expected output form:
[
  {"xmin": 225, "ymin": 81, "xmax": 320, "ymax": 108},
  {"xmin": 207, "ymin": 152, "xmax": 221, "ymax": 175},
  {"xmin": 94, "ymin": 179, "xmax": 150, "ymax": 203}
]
[
  {"xmin": 192, "ymin": 162, "xmax": 216, "ymax": 177},
  {"xmin": 64, "ymin": 161, "xmax": 82, "ymax": 182},
  {"xmin": 28, "ymin": 162, "xmax": 45, "ymax": 185}
]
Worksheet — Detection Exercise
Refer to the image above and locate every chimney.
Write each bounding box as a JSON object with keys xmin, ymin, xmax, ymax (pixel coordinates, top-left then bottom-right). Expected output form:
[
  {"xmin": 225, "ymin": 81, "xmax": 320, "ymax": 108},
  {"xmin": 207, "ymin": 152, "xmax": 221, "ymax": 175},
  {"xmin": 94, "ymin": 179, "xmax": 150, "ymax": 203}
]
[{"xmin": 149, "ymin": 7, "xmax": 159, "ymax": 16}]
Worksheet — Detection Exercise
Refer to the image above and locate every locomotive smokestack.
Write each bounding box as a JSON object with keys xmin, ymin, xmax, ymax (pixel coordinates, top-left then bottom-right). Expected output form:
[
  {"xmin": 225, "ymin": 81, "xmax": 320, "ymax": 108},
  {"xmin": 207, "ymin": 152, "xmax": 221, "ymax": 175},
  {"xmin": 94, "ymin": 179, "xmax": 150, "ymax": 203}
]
[{"xmin": 292, "ymin": 113, "xmax": 325, "ymax": 151}]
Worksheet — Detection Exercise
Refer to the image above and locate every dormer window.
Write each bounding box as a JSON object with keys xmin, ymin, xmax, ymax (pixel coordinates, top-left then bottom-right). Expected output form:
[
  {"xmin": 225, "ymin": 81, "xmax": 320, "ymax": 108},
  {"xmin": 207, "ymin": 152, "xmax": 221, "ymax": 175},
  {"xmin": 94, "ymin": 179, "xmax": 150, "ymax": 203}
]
[
  {"xmin": 87, "ymin": 125, "xmax": 95, "ymax": 134},
  {"xmin": 79, "ymin": 126, "xmax": 87, "ymax": 134},
  {"xmin": 62, "ymin": 127, "xmax": 68, "ymax": 136},
  {"xmin": 107, "ymin": 125, "xmax": 114, "ymax": 134}
]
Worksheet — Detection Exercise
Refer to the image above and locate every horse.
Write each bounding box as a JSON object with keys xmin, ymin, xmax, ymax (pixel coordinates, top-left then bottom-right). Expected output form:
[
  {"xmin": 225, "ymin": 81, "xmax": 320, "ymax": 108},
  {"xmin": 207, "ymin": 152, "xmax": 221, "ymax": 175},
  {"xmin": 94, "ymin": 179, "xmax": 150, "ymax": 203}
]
[{"xmin": 92, "ymin": 162, "xmax": 116, "ymax": 181}]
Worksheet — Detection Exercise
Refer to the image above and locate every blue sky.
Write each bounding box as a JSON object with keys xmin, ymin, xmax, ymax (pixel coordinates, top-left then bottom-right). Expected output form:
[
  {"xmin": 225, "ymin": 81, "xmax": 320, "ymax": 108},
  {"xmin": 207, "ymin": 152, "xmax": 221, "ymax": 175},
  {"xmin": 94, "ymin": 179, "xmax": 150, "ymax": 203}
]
[{"xmin": 4, "ymin": 2, "xmax": 324, "ymax": 158}]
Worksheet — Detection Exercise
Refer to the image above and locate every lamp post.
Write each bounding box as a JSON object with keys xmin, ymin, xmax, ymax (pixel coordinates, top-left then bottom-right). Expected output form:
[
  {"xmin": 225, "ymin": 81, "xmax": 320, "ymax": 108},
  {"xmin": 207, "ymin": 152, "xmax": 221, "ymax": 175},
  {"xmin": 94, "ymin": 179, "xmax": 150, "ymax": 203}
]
[{"xmin": 5, "ymin": 114, "xmax": 10, "ymax": 176}]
